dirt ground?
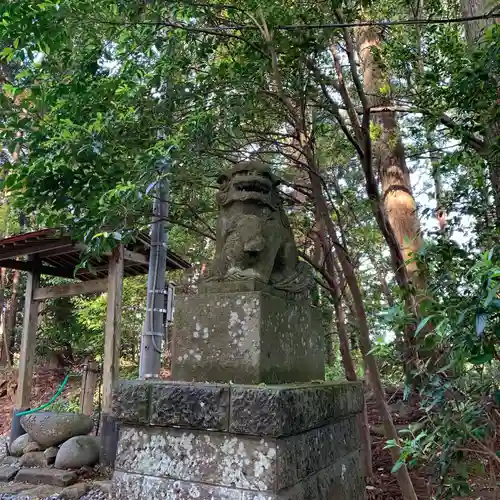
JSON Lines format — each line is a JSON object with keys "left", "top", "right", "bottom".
{"left": 0, "top": 368, "right": 497, "bottom": 499}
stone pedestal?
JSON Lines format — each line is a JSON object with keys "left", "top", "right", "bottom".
{"left": 111, "top": 380, "right": 365, "bottom": 500}
{"left": 171, "top": 289, "right": 325, "bottom": 384}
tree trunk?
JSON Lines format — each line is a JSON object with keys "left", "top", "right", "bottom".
{"left": 260, "top": 27, "right": 415, "bottom": 493}
{"left": 358, "top": 26, "right": 426, "bottom": 294}
{"left": 461, "top": 0, "right": 499, "bottom": 44}
{"left": 307, "top": 163, "right": 417, "bottom": 500}
{"left": 312, "top": 221, "right": 358, "bottom": 381}
{"left": 330, "top": 262, "right": 357, "bottom": 381}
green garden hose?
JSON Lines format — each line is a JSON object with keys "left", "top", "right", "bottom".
{"left": 16, "top": 374, "right": 70, "bottom": 417}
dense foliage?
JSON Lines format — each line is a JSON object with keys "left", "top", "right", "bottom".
{"left": 0, "top": 0, "right": 498, "bottom": 497}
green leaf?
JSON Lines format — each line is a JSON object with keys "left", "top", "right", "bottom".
{"left": 391, "top": 460, "right": 404, "bottom": 474}
{"left": 415, "top": 315, "right": 434, "bottom": 336}
{"left": 468, "top": 352, "right": 493, "bottom": 365}
{"left": 485, "top": 284, "right": 500, "bottom": 307}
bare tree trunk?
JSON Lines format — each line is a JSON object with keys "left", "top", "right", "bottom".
{"left": 255, "top": 20, "right": 416, "bottom": 496}
{"left": 308, "top": 169, "right": 417, "bottom": 499}
{"left": 358, "top": 26, "right": 425, "bottom": 294}
{"left": 461, "top": 0, "right": 499, "bottom": 44}
{"left": 379, "top": 274, "right": 394, "bottom": 307}
{"left": 312, "top": 221, "right": 358, "bottom": 381}
{"left": 330, "top": 262, "right": 357, "bottom": 381}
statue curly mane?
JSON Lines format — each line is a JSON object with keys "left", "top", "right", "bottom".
{"left": 206, "top": 160, "right": 314, "bottom": 297}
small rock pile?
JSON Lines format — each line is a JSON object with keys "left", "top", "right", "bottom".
{"left": 0, "top": 412, "right": 108, "bottom": 499}
{"left": 11, "top": 412, "right": 99, "bottom": 470}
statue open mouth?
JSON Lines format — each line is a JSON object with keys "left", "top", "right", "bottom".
{"left": 234, "top": 178, "right": 272, "bottom": 195}
{"left": 216, "top": 161, "right": 280, "bottom": 209}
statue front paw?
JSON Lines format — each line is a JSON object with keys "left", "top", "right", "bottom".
{"left": 226, "top": 267, "right": 264, "bottom": 281}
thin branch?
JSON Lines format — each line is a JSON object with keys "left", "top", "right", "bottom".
{"left": 316, "top": 80, "right": 363, "bottom": 156}
{"left": 337, "top": 9, "right": 369, "bottom": 111}
{"left": 329, "top": 45, "right": 364, "bottom": 140}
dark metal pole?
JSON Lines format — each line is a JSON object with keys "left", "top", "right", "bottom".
{"left": 139, "top": 159, "right": 169, "bottom": 378}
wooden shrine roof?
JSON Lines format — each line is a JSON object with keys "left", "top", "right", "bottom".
{"left": 0, "top": 228, "right": 191, "bottom": 281}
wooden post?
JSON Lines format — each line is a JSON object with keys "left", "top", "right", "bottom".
{"left": 16, "top": 269, "right": 40, "bottom": 409}
{"left": 80, "top": 359, "right": 98, "bottom": 416}
{"left": 100, "top": 244, "right": 124, "bottom": 467}
{"left": 10, "top": 268, "right": 40, "bottom": 445}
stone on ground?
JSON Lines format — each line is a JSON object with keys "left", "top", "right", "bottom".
{"left": 55, "top": 436, "right": 99, "bottom": 470}
{"left": 0, "top": 464, "right": 20, "bottom": 481}
{"left": 0, "top": 482, "right": 33, "bottom": 494}
{"left": 20, "top": 412, "right": 93, "bottom": 448}
{"left": 10, "top": 434, "right": 33, "bottom": 457}
{"left": 60, "top": 482, "right": 91, "bottom": 499}
{"left": 18, "top": 483, "right": 63, "bottom": 498}
{"left": 44, "top": 446, "right": 59, "bottom": 465}
{"left": 23, "top": 440, "right": 43, "bottom": 454}
{"left": 0, "top": 456, "right": 21, "bottom": 466}
{"left": 92, "top": 480, "right": 111, "bottom": 495}
{"left": 19, "top": 451, "right": 48, "bottom": 468}
{"left": 15, "top": 467, "right": 78, "bottom": 487}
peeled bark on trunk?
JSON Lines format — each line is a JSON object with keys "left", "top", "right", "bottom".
{"left": 257, "top": 23, "right": 414, "bottom": 493}
{"left": 358, "top": 26, "right": 425, "bottom": 293}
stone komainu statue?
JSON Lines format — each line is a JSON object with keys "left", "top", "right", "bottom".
{"left": 206, "top": 160, "right": 314, "bottom": 297}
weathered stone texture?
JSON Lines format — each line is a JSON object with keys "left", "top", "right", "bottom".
{"left": 15, "top": 467, "right": 78, "bottom": 487}
{"left": 205, "top": 161, "right": 314, "bottom": 299}
{"left": 0, "top": 464, "right": 20, "bottom": 482}
{"left": 112, "top": 472, "right": 248, "bottom": 500}
{"left": 114, "top": 416, "right": 360, "bottom": 494}
{"left": 115, "top": 426, "right": 277, "bottom": 491}
{"left": 171, "top": 292, "right": 324, "bottom": 384}
{"left": 230, "top": 382, "right": 363, "bottom": 437}
{"left": 55, "top": 435, "right": 100, "bottom": 469}
{"left": 113, "top": 380, "right": 363, "bottom": 435}
{"left": 112, "top": 379, "right": 151, "bottom": 425}
{"left": 111, "top": 381, "right": 364, "bottom": 499}
{"left": 276, "top": 451, "right": 364, "bottom": 500}
{"left": 20, "top": 412, "right": 93, "bottom": 448}
{"left": 10, "top": 433, "right": 34, "bottom": 457}
{"left": 276, "top": 417, "right": 360, "bottom": 490}
{"left": 150, "top": 383, "right": 229, "bottom": 431}
{"left": 111, "top": 451, "right": 363, "bottom": 500}
{"left": 19, "top": 451, "right": 48, "bottom": 468}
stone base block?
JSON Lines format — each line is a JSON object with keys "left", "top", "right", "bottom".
{"left": 171, "top": 291, "right": 325, "bottom": 384}
{"left": 111, "top": 380, "right": 365, "bottom": 500}
{"left": 112, "top": 450, "right": 363, "bottom": 499}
